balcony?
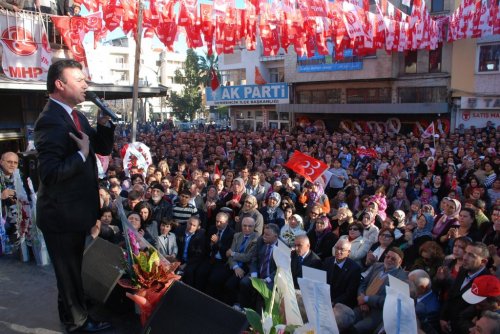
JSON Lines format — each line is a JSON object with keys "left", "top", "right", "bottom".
{"left": 259, "top": 54, "right": 285, "bottom": 62}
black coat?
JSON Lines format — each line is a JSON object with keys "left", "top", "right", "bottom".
{"left": 323, "top": 257, "right": 362, "bottom": 308}
{"left": 290, "top": 250, "right": 322, "bottom": 289}
{"left": 307, "top": 229, "right": 338, "bottom": 261}
{"left": 176, "top": 226, "right": 207, "bottom": 265}
{"left": 35, "top": 100, "right": 115, "bottom": 233}
{"left": 206, "top": 225, "right": 235, "bottom": 262}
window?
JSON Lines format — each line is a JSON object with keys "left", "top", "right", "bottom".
{"left": 405, "top": 51, "right": 418, "bottom": 73}
{"left": 431, "top": 0, "right": 444, "bottom": 12}
{"left": 429, "top": 44, "right": 442, "bottom": 73}
{"left": 398, "top": 86, "right": 448, "bottom": 103}
{"left": 478, "top": 44, "right": 500, "bottom": 73}
{"left": 269, "top": 68, "right": 284, "bottom": 83}
{"left": 297, "top": 89, "right": 342, "bottom": 104}
{"left": 346, "top": 88, "right": 391, "bottom": 103}
{"left": 220, "top": 69, "right": 246, "bottom": 86}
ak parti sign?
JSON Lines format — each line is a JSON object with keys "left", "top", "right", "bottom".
{"left": 0, "top": 12, "right": 51, "bottom": 81}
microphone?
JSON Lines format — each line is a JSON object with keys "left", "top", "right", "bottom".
{"left": 85, "top": 91, "right": 118, "bottom": 122}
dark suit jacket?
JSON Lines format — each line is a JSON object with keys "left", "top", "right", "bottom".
{"left": 175, "top": 226, "right": 207, "bottom": 265}
{"left": 307, "top": 229, "right": 338, "bottom": 261}
{"left": 440, "top": 266, "right": 489, "bottom": 330}
{"left": 323, "top": 257, "right": 362, "bottom": 308}
{"left": 290, "top": 250, "right": 322, "bottom": 289}
{"left": 206, "top": 225, "right": 235, "bottom": 262}
{"left": 217, "top": 191, "right": 248, "bottom": 217}
{"left": 250, "top": 237, "right": 277, "bottom": 281}
{"left": 34, "top": 100, "right": 114, "bottom": 233}
{"left": 415, "top": 290, "right": 440, "bottom": 333}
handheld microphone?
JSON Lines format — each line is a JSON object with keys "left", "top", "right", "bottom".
{"left": 85, "top": 91, "right": 118, "bottom": 122}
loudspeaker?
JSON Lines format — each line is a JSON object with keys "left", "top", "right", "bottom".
{"left": 143, "top": 281, "right": 249, "bottom": 334}
{"left": 17, "top": 151, "right": 39, "bottom": 193}
{"left": 82, "top": 237, "right": 124, "bottom": 304}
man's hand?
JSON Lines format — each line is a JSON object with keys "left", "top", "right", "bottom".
{"left": 234, "top": 267, "right": 245, "bottom": 278}
{"left": 359, "top": 304, "right": 370, "bottom": 313}
{"left": 1, "top": 188, "right": 15, "bottom": 200}
{"left": 226, "top": 249, "right": 234, "bottom": 258}
{"left": 69, "top": 131, "right": 89, "bottom": 158}
{"left": 90, "top": 220, "right": 101, "bottom": 239}
{"left": 357, "top": 294, "right": 366, "bottom": 306}
{"left": 210, "top": 234, "right": 219, "bottom": 244}
{"left": 97, "top": 115, "right": 111, "bottom": 127}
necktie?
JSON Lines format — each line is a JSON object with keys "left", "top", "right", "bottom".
{"left": 71, "top": 109, "right": 82, "bottom": 132}
{"left": 298, "top": 256, "right": 303, "bottom": 264}
{"left": 260, "top": 245, "right": 272, "bottom": 278}
{"left": 239, "top": 235, "right": 249, "bottom": 253}
{"left": 237, "top": 236, "right": 249, "bottom": 267}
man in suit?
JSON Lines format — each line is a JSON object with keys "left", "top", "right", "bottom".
{"left": 238, "top": 223, "right": 279, "bottom": 310}
{"left": 34, "top": 60, "right": 114, "bottom": 333}
{"left": 176, "top": 216, "right": 207, "bottom": 289}
{"left": 353, "top": 247, "right": 408, "bottom": 333}
{"left": 324, "top": 239, "right": 362, "bottom": 308}
{"left": 409, "top": 269, "right": 441, "bottom": 334}
{"left": 290, "top": 235, "right": 322, "bottom": 289}
{"left": 225, "top": 216, "right": 259, "bottom": 306}
{"left": 202, "top": 212, "right": 235, "bottom": 298}
{"left": 440, "top": 242, "right": 490, "bottom": 333}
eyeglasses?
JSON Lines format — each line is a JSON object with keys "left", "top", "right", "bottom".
{"left": 349, "top": 227, "right": 360, "bottom": 231}
{"left": 311, "top": 212, "right": 321, "bottom": 217}
{"left": 381, "top": 234, "right": 393, "bottom": 238}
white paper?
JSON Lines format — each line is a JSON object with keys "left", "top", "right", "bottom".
{"left": 273, "top": 240, "right": 292, "bottom": 270}
{"left": 383, "top": 286, "right": 418, "bottom": 334}
{"left": 298, "top": 277, "right": 339, "bottom": 334}
{"left": 276, "top": 270, "right": 304, "bottom": 326}
{"left": 302, "top": 265, "right": 327, "bottom": 283}
{"left": 389, "top": 275, "right": 410, "bottom": 297}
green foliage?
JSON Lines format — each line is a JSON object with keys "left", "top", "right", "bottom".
{"left": 250, "top": 277, "right": 272, "bottom": 311}
{"left": 169, "top": 49, "right": 203, "bottom": 121}
{"left": 244, "top": 308, "right": 264, "bottom": 334}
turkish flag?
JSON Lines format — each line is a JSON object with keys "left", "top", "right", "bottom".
{"left": 283, "top": 151, "right": 328, "bottom": 183}
{"left": 210, "top": 67, "right": 220, "bottom": 91}
{"left": 255, "top": 66, "right": 267, "bottom": 85}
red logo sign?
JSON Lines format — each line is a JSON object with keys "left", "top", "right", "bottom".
{"left": 1, "top": 26, "right": 37, "bottom": 56}
{"left": 462, "top": 111, "right": 471, "bottom": 121}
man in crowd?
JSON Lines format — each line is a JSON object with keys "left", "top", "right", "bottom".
{"left": 238, "top": 223, "right": 279, "bottom": 310}
{"left": 148, "top": 183, "right": 172, "bottom": 224}
{"left": 325, "top": 239, "right": 362, "bottom": 308}
{"left": 225, "top": 217, "right": 259, "bottom": 307}
{"left": 172, "top": 189, "right": 199, "bottom": 225}
{"left": 290, "top": 234, "right": 322, "bottom": 289}
{"left": 408, "top": 269, "right": 441, "bottom": 333}
{"left": 0, "top": 152, "right": 21, "bottom": 250}
{"left": 352, "top": 247, "right": 408, "bottom": 333}
{"left": 176, "top": 216, "right": 206, "bottom": 289}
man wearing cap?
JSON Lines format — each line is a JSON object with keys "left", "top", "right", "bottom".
{"left": 148, "top": 183, "right": 173, "bottom": 225}
{"left": 352, "top": 247, "right": 408, "bottom": 333}
{"left": 454, "top": 275, "right": 500, "bottom": 334}
{"left": 440, "top": 242, "right": 490, "bottom": 333}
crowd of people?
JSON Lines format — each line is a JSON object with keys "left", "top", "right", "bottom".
{"left": 2, "top": 119, "right": 500, "bottom": 333}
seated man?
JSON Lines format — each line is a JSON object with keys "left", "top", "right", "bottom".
{"left": 455, "top": 275, "right": 500, "bottom": 334}
{"left": 237, "top": 223, "right": 279, "bottom": 310}
{"left": 352, "top": 247, "right": 408, "bottom": 333}
{"left": 469, "top": 311, "right": 500, "bottom": 334}
{"left": 324, "top": 239, "right": 362, "bottom": 308}
{"left": 290, "top": 234, "right": 322, "bottom": 289}
{"left": 202, "top": 212, "right": 235, "bottom": 299}
{"left": 408, "top": 269, "right": 440, "bottom": 334}
{"left": 175, "top": 216, "right": 206, "bottom": 289}
{"left": 224, "top": 217, "right": 259, "bottom": 306}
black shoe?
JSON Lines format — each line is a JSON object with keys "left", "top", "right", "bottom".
{"left": 73, "top": 319, "right": 111, "bottom": 333}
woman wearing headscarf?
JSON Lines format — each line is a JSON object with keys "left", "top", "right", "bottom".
{"left": 260, "top": 192, "right": 285, "bottom": 229}
{"left": 433, "top": 197, "right": 461, "bottom": 248}
{"left": 217, "top": 177, "right": 248, "bottom": 218}
{"left": 235, "top": 195, "right": 264, "bottom": 235}
{"left": 402, "top": 212, "right": 434, "bottom": 267}
{"left": 307, "top": 216, "right": 338, "bottom": 261}
{"left": 280, "top": 214, "right": 306, "bottom": 247}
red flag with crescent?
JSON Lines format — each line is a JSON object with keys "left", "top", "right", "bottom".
{"left": 283, "top": 151, "right": 328, "bottom": 182}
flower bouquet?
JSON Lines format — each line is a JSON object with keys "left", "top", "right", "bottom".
{"left": 115, "top": 199, "right": 180, "bottom": 326}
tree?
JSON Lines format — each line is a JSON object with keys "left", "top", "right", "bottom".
{"left": 198, "top": 51, "right": 219, "bottom": 88}
{"left": 168, "top": 49, "right": 203, "bottom": 121}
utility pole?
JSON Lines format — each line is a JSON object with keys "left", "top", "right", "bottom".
{"left": 131, "top": 0, "right": 143, "bottom": 143}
